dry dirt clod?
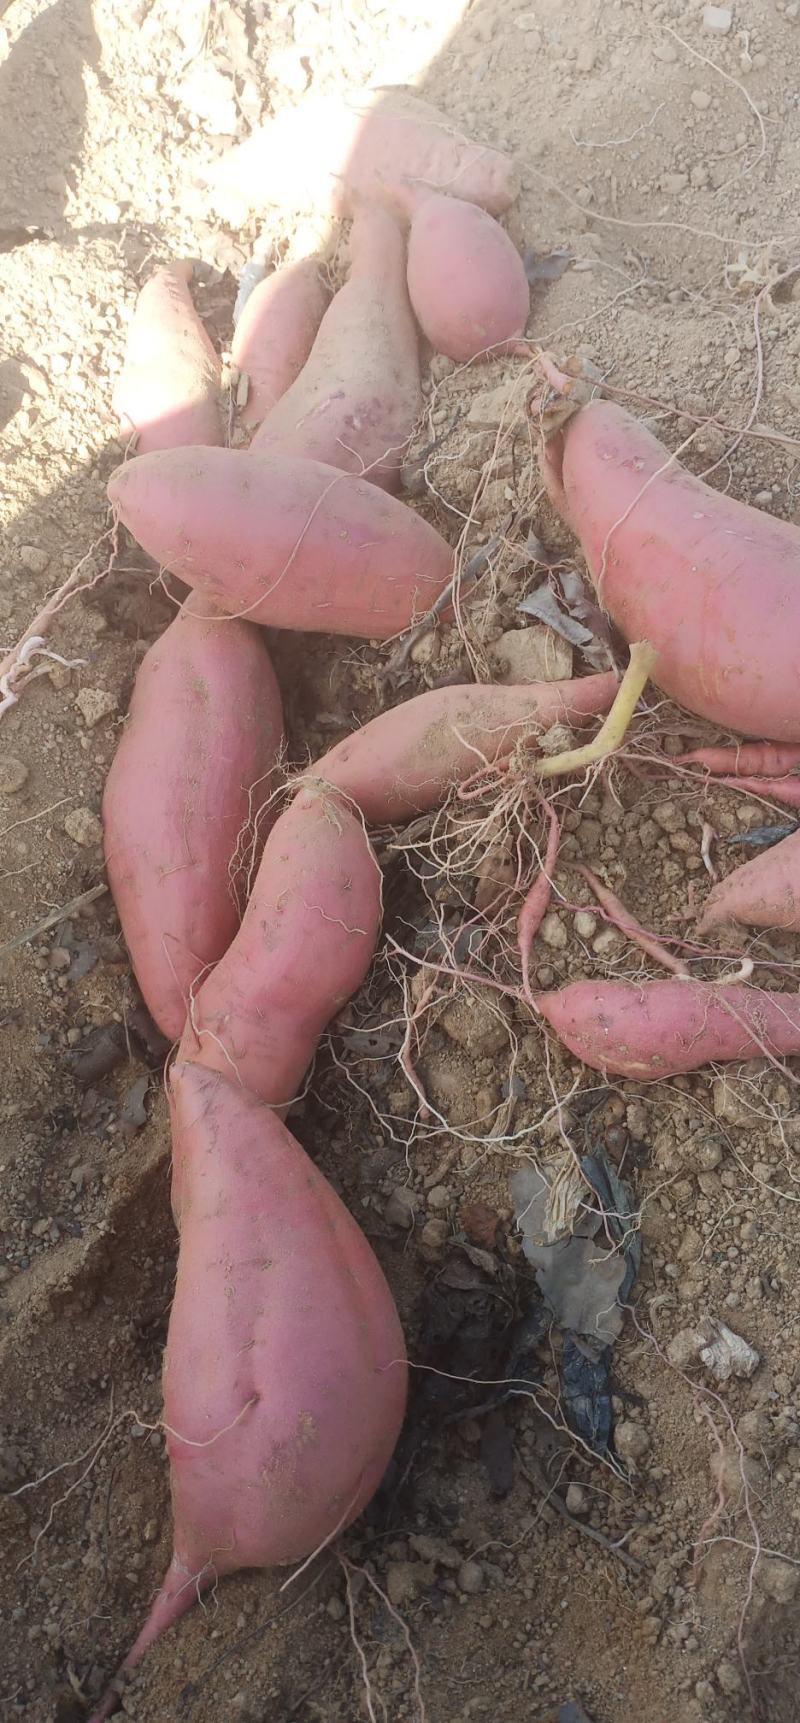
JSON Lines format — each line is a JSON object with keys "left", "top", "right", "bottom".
{"left": 0, "top": 754, "right": 29, "bottom": 792}
{"left": 75, "top": 686, "right": 117, "bottom": 727}
{"left": 457, "top": 1559, "right": 484, "bottom": 1595}
{"left": 63, "top": 807, "right": 103, "bottom": 847}
{"left": 615, "top": 1421, "right": 650, "bottom": 1466}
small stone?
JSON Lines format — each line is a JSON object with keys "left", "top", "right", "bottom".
{"left": 18, "top": 544, "right": 50, "bottom": 575}
{"left": 691, "top": 89, "right": 712, "bottom": 110}
{"left": 574, "top": 910, "right": 597, "bottom": 940}
{"left": 695, "top": 1138, "right": 723, "bottom": 1171}
{"left": 652, "top": 800, "right": 684, "bottom": 833}
{"left": 384, "top": 1187, "right": 420, "bottom": 1230}
{"left": 615, "top": 1420, "right": 650, "bottom": 1464}
{"left": 327, "top": 1594, "right": 346, "bottom": 1621}
{"left": 716, "top": 1659, "right": 742, "bottom": 1694}
{"left": 142, "top": 1518, "right": 158, "bottom": 1543}
{"left": 409, "top": 1534, "right": 461, "bottom": 1569}
{"left": 540, "top": 911, "right": 568, "bottom": 950}
{"left": 695, "top": 1680, "right": 715, "bottom": 1705}
{"left": 0, "top": 755, "right": 29, "bottom": 793}
{"left": 592, "top": 927, "right": 623, "bottom": 957}
{"left": 487, "top": 626, "right": 571, "bottom": 685}
{"left": 76, "top": 687, "right": 117, "bottom": 728}
{"left": 576, "top": 43, "right": 596, "bottom": 72}
{"left": 537, "top": 721, "right": 574, "bottom": 758}
{"left": 49, "top": 946, "right": 71, "bottom": 972}
{"left": 712, "top": 1073, "right": 753, "bottom": 1127}
{"left": 427, "top": 1185, "right": 451, "bottom": 1213}
{"left": 653, "top": 39, "right": 678, "bottom": 62}
{"left": 419, "top": 1217, "right": 447, "bottom": 1261}
{"left": 724, "top": 345, "right": 741, "bottom": 368}
{"left": 663, "top": 172, "right": 688, "bottom": 194}
{"left": 757, "top": 1557, "right": 798, "bottom": 1604}
{"left": 565, "top": 1483, "right": 588, "bottom": 1516}
{"left": 457, "top": 1559, "right": 484, "bottom": 1595}
{"left": 677, "top": 1225, "right": 702, "bottom": 1263}
{"left": 667, "top": 1328, "right": 701, "bottom": 1370}
{"left": 703, "top": 5, "right": 732, "bottom": 32}
{"left": 64, "top": 808, "right": 103, "bottom": 848}
{"left": 385, "top": 1561, "right": 433, "bottom": 1608}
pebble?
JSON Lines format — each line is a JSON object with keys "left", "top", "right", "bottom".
{"left": 756, "top": 1556, "right": 798, "bottom": 1604}
{"left": 565, "top": 1482, "right": 588, "bottom": 1516}
{"left": 0, "top": 755, "right": 29, "bottom": 793}
{"left": 576, "top": 43, "right": 596, "bottom": 72}
{"left": 76, "top": 687, "right": 117, "bottom": 728}
{"left": 419, "top": 1217, "right": 447, "bottom": 1260}
{"left": 64, "top": 808, "right": 103, "bottom": 848}
{"left": 716, "top": 1659, "right": 742, "bottom": 1695}
{"left": 615, "top": 1420, "right": 650, "bottom": 1464}
{"left": 592, "top": 927, "right": 623, "bottom": 957}
{"left": 691, "top": 89, "right": 712, "bottom": 110}
{"left": 663, "top": 172, "right": 688, "bottom": 194}
{"left": 457, "top": 1559, "right": 484, "bottom": 1595}
{"left": 487, "top": 625, "right": 572, "bottom": 686}
{"left": 385, "top": 1561, "right": 433, "bottom": 1608}
{"left": 653, "top": 39, "right": 678, "bottom": 62}
{"left": 667, "top": 1328, "right": 701, "bottom": 1369}
{"left": 702, "top": 4, "right": 732, "bottom": 32}
{"left": 540, "top": 911, "right": 568, "bottom": 950}
{"left": 327, "top": 1594, "right": 346, "bottom": 1621}
{"left": 384, "top": 1187, "right": 420, "bottom": 1230}
{"left": 427, "top": 1185, "right": 450, "bottom": 1213}
{"left": 18, "top": 544, "right": 50, "bottom": 575}
{"left": 574, "top": 910, "right": 597, "bottom": 940}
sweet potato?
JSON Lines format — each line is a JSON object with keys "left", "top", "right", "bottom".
{"left": 252, "top": 206, "right": 421, "bottom": 490}
{"left": 675, "top": 744, "right": 800, "bottom": 775}
{"left": 200, "top": 86, "right": 519, "bottom": 224}
{"left": 107, "top": 447, "right": 453, "bottom": 638}
{"left": 715, "top": 775, "right": 800, "bottom": 809}
{"left": 179, "top": 786, "right": 382, "bottom": 1107}
{"left": 537, "top": 977, "right": 800, "bottom": 1079}
{"left": 541, "top": 399, "right": 800, "bottom": 740}
{"left": 231, "top": 256, "right": 329, "bottom": 427}
{"left": 89, "top": 1060, "right": 407, "bottom": 1721}
{"left": 103, "top": 604, "right": 283, "bottom": 1040}
{"left": 405, "top": 193, "right": 529, "bottom": 362}
{"left": 315, "top": 672, "right": 619, "bottom": 823}
{"left": 113, "top": 262, "right": 222, "bottom": 452}
{"left": 697, "top": 827, "right": 800, "bottom": 935}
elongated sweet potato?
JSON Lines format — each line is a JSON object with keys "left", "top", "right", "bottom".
{"left": 232, "top": 256, "right": 328, "bottom": 427}
{"left": 201, "top": 86, "right": 519, "bottom": 224}
{"left": 113, "top": 262, "right": 222, "bottom": 452}
{"left": 541, "top": 399, "right": 800, "bottom": 740}
{"left": 314, "top": 672, "right": 619, "bottom": 822}
{"left": 675, "top": 744, "right": 800, "bottom": 776}
{"left": 537, "top": 977, "right": 800, "bottom": 1078}
{"left": 180, "top": 786, "right": 382, "bottom": 1106}
{"left": 252, "top": 206, "right": 421, "bottom": 489}
{"left": 103, "top": 604, "right": 283, "bottom": 1039}
{"left": 716, "top": 774, "right": 800, "bottom": 809}
{"left": 89, "top": 1061, "right": 406, "bottom": 1721}
{"left": 107, "top": 447, "right": 453, "bottom": 637}
{"left": 697, "top": 827, "right": 800, "bottom": 935}
{"left": 405, "top": 193, "right": 529, "bottom": 362}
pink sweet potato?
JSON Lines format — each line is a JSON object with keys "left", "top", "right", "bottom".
{"left": 537, "top": 977, "right": 800, "bottom": 1079}
{"left": 315, "top": 672, "right": 619, "bottom": 823}
{"left": 541, "top": 400, "right": 800, "bottom": 740}
{"left": 89, "top": 1060, "right": 406, "bottom": 1720}
{"left": 113, "top": 262, "right": 222, "bottom": 452}
{"left": 231, "top": 256, "right": 329, "bottom": 427}
{"left": 201, "top": 87, "right": 519, "bottom": 224}
{"left": 107, "top": 447, "right": 453, "bottom": 638}
{"left": 697, "top": 827, "right": 800, "bottom": 935}
{"left": 405, "top": 193, "right": 529, "bottom": 362}
{"left": 103, "top": 604, "right": 283, "bottom": 1040}
{"left": 715, "top": 774, "right": 800, "bottom": 809}
{"left": 252, "top": 206, "right": 421, "bottom": 490}
{"left": 675, "top": 744, "right": 800, "bottom": 775}
{"left": 180, "top": 786, "right": 382, "bottom": 1106}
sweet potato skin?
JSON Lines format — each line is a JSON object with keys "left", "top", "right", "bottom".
{"left": 166, "top": 1062, "right": 407, "bottom": 1570}
{"left": 697, "top": 827, "right": 800, "bottom": 934}
{"left": 542, "top": 400, "right": 800, "bottom": 740}
{"left": 180, "top": 786, "right": 382, "bottom": 1106}
{"left": 315, "top": 672, "right": 619, "bottom": 822}
{"left": 113, "top": 263, "right": 222, "bottom": 452}
{"left": 107, "top": 447, "right": 453, "bottom": 639}
{"left": 252, "top": 207, "right": 421, "bottom": 490}
{"left": 102, "top": 604, "right": 283, "bottom": 1040}
{"left": 201, "top": 87, "right": 519, "bottom": 223}
{"left": 232, "top": 257, "right": 328, "bottom": 427}
{"left": 537, "top": 977, "right": 800, "bottom": 1078}
{"left": 406, "top": 195, "right": 529, "bottom": 362}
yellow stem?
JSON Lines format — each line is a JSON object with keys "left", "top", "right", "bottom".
{"left": 535, "top": 640, "right": 657, "bottom": 779}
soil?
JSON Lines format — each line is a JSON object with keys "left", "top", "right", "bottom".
{"left": 2, "top": 2, "right": 800, "bottom": 1721}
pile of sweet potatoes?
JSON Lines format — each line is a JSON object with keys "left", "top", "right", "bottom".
{"left": 92, "top": 81, "right": 800, "bottom": 1721}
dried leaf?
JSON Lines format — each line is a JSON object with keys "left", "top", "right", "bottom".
{"left": 523, "top": 248, "right": 572, "bottom": 286}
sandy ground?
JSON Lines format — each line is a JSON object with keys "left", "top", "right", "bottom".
{"left": 3, "top": 1, "right": 800, "bottom": 1720}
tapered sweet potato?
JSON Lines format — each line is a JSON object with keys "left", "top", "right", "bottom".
{"left": 103, "top": 604, "right": 283, "bottom": 1040}
{"left": 537, "top": 977, "right": 800, "bottom": 1079}
{"left": 715, "top": 775, "right": 800, "bottom": 809}
{"left": 201, "top": 86, "right": 519, "bottom": 224}
{"left": 675, "top": 744, "right": 800, "bottom": 775}
{"left": 405, "top": 193, "right": 529, "bottom": 362}
{"left": 541, "top": 399, "right": 800, "bottom": 740}
{"left": 107, "top": 447, "right": 453, "bottom": 637}
{"left": 697, "top": 828, "right": 800, "bottom": 935}
{"left": 232, "top": 256, "right": 329, "bottom": 427}
{"left": 88, "top": 1060, "right": 407, "bottom": 1721}
{"left": 113, "top": 262, "right": 222, "bottom": 452}
{"left": 315, "top": 672, "right": 619, "bottom": 822}
{"left": 252, "top": 206, "right": 421, "bottom": 489}
{"left": 180, "top": 786, "right": 382, "bottom": 1106}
